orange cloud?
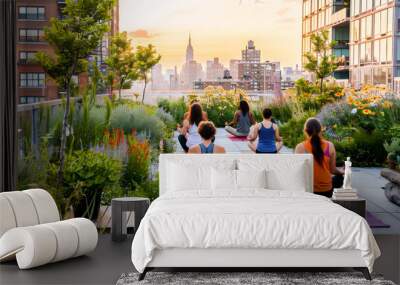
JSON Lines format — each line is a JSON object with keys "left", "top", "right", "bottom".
{"left": 128, "top": 29, "right": 158, "bottom": 39}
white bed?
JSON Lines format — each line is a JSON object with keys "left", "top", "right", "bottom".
{"left": 131, "top": 154, "right": 380, "bottom": 280}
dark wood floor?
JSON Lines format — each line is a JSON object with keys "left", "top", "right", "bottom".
{"left": 0, "top": 234, "right": 134, "bottom": 285}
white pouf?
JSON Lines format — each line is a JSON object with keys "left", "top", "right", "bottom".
{"left": 0, "top": 189, "right": 98, "bottom": 269}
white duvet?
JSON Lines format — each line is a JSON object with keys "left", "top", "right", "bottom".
{"left": 131, "top": 190, "right": 380, "bottom": 273}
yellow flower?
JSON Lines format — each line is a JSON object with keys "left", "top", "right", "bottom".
{"left": 382, "top": 100, "right": 393, "bottom": 109}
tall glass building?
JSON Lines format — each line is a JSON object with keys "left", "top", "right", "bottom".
{"left": 302, "top": 0, "right": 350, "bottom": 84}
{"left": 302, "top": 0, "right": 400, "bottom": 90}
{"left": 349, "top": 0, "right": 396, "bottom": 89}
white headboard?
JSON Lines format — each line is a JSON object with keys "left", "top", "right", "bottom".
{"left": 159, "top": 154, "right": 314, "bottom": 195}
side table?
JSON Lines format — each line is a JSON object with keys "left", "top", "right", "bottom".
{"left": 332, "top": 198, "right": 366, "bottom": 218}
{"left": 111, "top": 197, "right": 150, "bottom": 242}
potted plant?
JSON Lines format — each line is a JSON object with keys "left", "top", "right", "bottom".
{"left": 63, "top": 150, "right": 122, "bottom": 221}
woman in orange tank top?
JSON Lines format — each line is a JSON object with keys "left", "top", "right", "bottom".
{"left": 295, "top": 118, "right": 344, "bottom": 197}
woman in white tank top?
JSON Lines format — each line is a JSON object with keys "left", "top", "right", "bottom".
{"left": 178, "top": 103, "right": 205, "bottom": 152}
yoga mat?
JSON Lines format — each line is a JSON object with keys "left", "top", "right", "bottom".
{"left": 366, "top": 211, "right": 390, "bottom": 228}
{"left": 228, "top": 136, "right": 248, "bottom": 142}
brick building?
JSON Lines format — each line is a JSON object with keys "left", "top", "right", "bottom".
{"left": 16, "top": 0, "right": 119, "bottom": 104}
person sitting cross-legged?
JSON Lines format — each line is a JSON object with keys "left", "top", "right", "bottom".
{"left": 225, "top": 100, "right": 256, "bottom": 137}
{"left": 177, "top": 103, "right": 206, "bottom": 153}
{"left": 247, "top": 108, "right": 283, "bottom": 153}
{"left": 189, "top": 121, "right": 226, "bottom": 154}
{"left": 294, "top": 118, "right": 344, "bottom": 198}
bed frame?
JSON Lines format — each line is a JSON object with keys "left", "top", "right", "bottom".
{"left": 138, "top": 154, "right": 372, "bottom": 281}
{"left": 139, "top": 248, "right": 371, "bottom": 280}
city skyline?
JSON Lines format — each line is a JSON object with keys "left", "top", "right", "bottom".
{"left": 119, "top": 0, "right": 302, "bottom": 70}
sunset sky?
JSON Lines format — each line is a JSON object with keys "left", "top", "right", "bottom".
{"left": 119, "top": 0, "right": 302, "bottom": 71}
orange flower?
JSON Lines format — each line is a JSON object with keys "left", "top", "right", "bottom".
{"left": 335, "top": 91, "right": 345, "bottom": 97}
{"left": 362, "top": 109, "right": 375, "bottom": 116}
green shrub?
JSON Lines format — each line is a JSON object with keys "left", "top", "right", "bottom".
{"left": 335, "top": 129, "right": 388, "bottom": 167}
{"left": 158, "top": 97, "right": 187, "bottom": 124}
{"left": 389, "top": 124, "right": 400, "bottom": 140}
{"left": 109, "top": 105, "right": 166, "bottom": 146}
{"left": 294, "top": 79, "right": 343, "bottom": 111}
{"left": 280, "top": 110, "right": 317, "bottom": 149}
{"left": 265, "top": 98, "right": 293, "bottom": 124}
{"left": 63, "top": 150, "right": 122, "bottom": 219}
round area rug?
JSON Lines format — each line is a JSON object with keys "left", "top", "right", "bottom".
{"left": 116, "top": 272, "right": 395, "bottom": 285}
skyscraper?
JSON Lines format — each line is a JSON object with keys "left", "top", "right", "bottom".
{"left": 180, "top": 34, "right": 203, "bottom": 89}
{"left": 186, "top": 34, "right": 194, "bottom": 62}
{"left": 229, "top": 59, "right": 240, "bottom": 80}
{"left": 241, "top": 40, "right": 261, "bottom": 62}
{"left": 206, "top": 57, "right": 224, "bottom": 80}
{"left": 151, "top": 64, "right": 167, "bottom": 90}
{"left": 237, "top": 41, "right": 281, "bottom": 94}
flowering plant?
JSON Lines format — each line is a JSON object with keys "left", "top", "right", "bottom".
{"left": 345, "top": 85, "right": 392, "bottom": 117}
{"left": 187, "top": 86, "right": 251, "bottom": 127}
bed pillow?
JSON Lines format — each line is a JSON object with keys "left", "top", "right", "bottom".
{"left": 266, "top": 163, "right": 307, "bottom": 192}
{"left": 236, "top": 169, "right": 267, "bottom": 189}
{"left": 237, "top": 158, "right": 309, "bottom": 192}
{"left": 167, "top": 162, "right": 210, "bottom": 191}
{"left": 211, "top": 168, "right": 237, "bottom": 191}
{"left": 167, "top": 159, "right": 236, "bottom": 192}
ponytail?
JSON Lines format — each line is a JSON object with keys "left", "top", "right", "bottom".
{"left": 310, "top": 134, "right": 324, "bottom": 165}
{"left": 305, "top": 118, "right": 324, "bottom": 166}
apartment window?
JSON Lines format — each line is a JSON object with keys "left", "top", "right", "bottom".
{"left": 19, "top": 51, "right": 37, "bottom": 64}
{"left": 318, "top": 11, "right": 324, "bottom": 28}
{"left": 366, "top": 15, "right": 372, "bottom": 38}
{"left": 366, "top": 42, "right": 372, "bottom": 62}
{"left": 397, "top": 38, "right": 400, "bottom": 62}
{"left": 374, "top": 40, "right": 380, "bottom": 62}
{"left": 19, "top": 29, "right": 44, "bottom": 42}
{"left": 360, "top": 17, "right": 366, "bottom": 40}
{"left": 318, "top": 0, "right": 324, "bottom": 9}
{"left": 397, "top": 18, "right": 400, "bottom": 33}
{"left": 303, "top": 0, "right": 311, "bottom": 17}
{"left": 312, "top": 0, "right": 318, "bottom": 13}
{"left": 360, "top": 43, "right": 366, "bottom": 64}
{"left": 380, "top": 9, "right": 388, "bottom": 35}
{"left": 387, "top": 8, "right": 393, "bottom": 34}
{"left": 19, "top": 73, "right": 45, "bottom": 88}
{"left": 19, "top": 96, "right": 43, "bottom": 104}
{"left": 361, "top": 0, "right": 367, "bottom": 13}
{"left": 325, "top": 6, "right": 331, "bottom": 26}
{"left": 353, "top": 0, "right": 360, "bottom": 17}
{"left": 18, "top": 6, "right": 45, "bottom": 20}
{"left": 380, "top": 38, "right": 387, "bottom": 63}
{"left": 352, "top": 19, "right": 360, "bottom": 42}
{"left": 375, "top": 12, "right": 381, "bottom": 36}
{"left": 375, "top": 0, "right": 388, "bottom": 8}
{"left": 387, "top": 37, "right": 393, "bottom": 62}
{"left": 366, "top": 0, "right": 373, "bottom": 11}
{"left": 312, "top": 14, "right": 318, "bottom": 31}
{"left": 353, "top": 45, "right": 360, "bottom": 65}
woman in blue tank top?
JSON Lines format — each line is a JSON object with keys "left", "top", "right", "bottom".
{"left": 188, "top": 121, "right": 226, "bottom": 154}
{"left": 247, "top": 108, "right": 283, "bottom": 153}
